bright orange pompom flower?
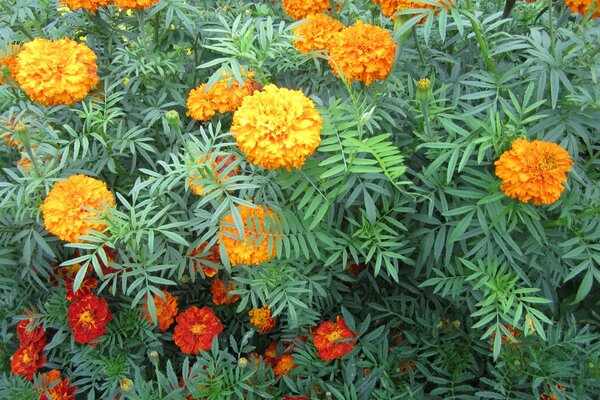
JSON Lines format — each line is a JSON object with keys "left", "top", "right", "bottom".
{"left": 10, "top": 342, "right": 47, "bottom": 380}
{"left": 60, "top": 0, "right": 112, "bottom": 13}
{"left": 219, "top": 204, "right": 279, "bottom": 266}
{"left": 142, "top": 290, "right": 179, "bottom": 331}
{"left": 114, "top": 0, "right": 160, "bottom": 9}
{"left": 249, "top": 305, "right": 276, "bottom": 333}
{"left": 189, "top": 242, "right": 220, "bottom": 277}
{"left": 0, "top": 44, "right": 20, "bottom": 85}
{"left": 38, "top": 370, "right": 77, "bottom": 400}
{"left": 292, "top": 13, "right": 345, "bottom": 54}
{"left": 282, "top": 0, "right": 330, "bottom": 19}
{"left": 312, "top": 316, "right": 357, "bottom": 361}
{"left": 564, "top": 0, "right": 599, "bottom": 18}
{"left": 173, "top": 306, "right": 224, "bottom": 354}
{"left": 328, "top": 21, "right": 396, "bottom": 86}
{"left": 40, "top": 174, "right": 115, "bottom": 243}
{"left": 273, "top": 354, "right": 296, "bottom": 376}
{"left": 188, "top": 154, "right": 238, "bottom": 196}
{"left": 494, "top": 139, "right": 574, "bottom": 205}
{"left": 210, "top": 278, "right": 240, "bottom": 305}
{"left": 373, "top": 0, "right": 453, "bottom": 21}
{"left": 67, "top": 294, "right": 113, "bottom": 345}
{"left": 231, "top": 84, "right": 322, "bottom": 171}
{"left": 14, "top": 38, "right": 98, "bottom": 106}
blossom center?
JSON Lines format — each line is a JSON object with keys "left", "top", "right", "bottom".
{"left": 78, "top": 310, "right": 96, "bottom": 327}
{"left": 539, "top": 156, "right": 557, "bottom": 171}
{"left": 191, "top": 324, "right": 204, "bottom": 334}
{"left": 326, "top": 329, "right": 344, "bottom": 342}
{"left": 22, "top": 351, "right": 32, "bottom": 363}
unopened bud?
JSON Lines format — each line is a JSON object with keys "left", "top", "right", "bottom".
{"left": 238, "top": 357, "right": 248, "bottom": 368}
{"left": 180, "top": 274, "right": 190, "bottom": 284}
{"left": 325, "top": 392, "right": 332, "bottom": 398}
{"left": 120, "top": 378, "right": 134, "bottom": 393}
{"left": 165, "top": 110, "right": 180, "bottom": 128}
{"left": 149, "top": 350, "right": 159, "bottom": 362}
{"left": 416, "top": 78, "right": 432, "bottom": 104}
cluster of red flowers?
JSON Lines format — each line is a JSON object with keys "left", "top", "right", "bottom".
{"left": 261, "top": 341, "right": 298, "bottom": 377}
{"left": 10, "top": 312, "right": 47, "bottom": 380}
{"left": 38, "top": 369, "right": 77, "bottom": 400}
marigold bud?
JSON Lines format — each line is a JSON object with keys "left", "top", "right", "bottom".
{"left": 165, "top": 110, "right": 180, "bottom": 127}
{"left": 149, "top": 350, "right": 159, "bottom": 362}
{"left": 180, "top": 274, "right": 190, "bottom": 284}
{"left": 416, "top": 78, "right": 432, "bottom": 104}
{"left": 120, "top": 378, "right": 134, "bottom": 393}
{"left": 238, "top": 357, "right": 248, "bottom": 368}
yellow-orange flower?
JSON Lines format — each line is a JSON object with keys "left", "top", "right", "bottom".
{"left": 114, "top": 0, "right": 160, "bottom": 9}
{"left": 328, "top": 21, "right": 396, "bottom": 86}
{"left": 142, "top": 290, "right": 179, "bottom": 332}
{"left": 249, "top": 306, "right": 276, "bottom": 333}
{"left": 41, "top": 174, "right": 115, "bottom": 243}
{"left": 219, "top": 204, "right": 279, "bottom": 266}
{"left": 231, "top": 84, "right": 322, "bottom": 171}
{"left": 188, "top": 154, "right": 238, "bottom": 196}
{"left": 14, "top": 38, "right": 98, "bottom": 106}
{"left": 564, "top": 0, "right": 599, "bottom": 18}
{"left": 282, "top": 0, "right": 330, "bottom": 19}
{"left": 210, "top": 278, "right": 240, "bottom": 305}
{"left": 189, "top": 242, "right": 220, "bottom": 277}
{"left": 0, "top": 44, "right": 20, "bottom": 85}
{"left": 494, "top": 139, "right": 574, "bottom": 205}
{"left": 373, "top": 0, "right": 453, "bottom": 22}
{"left": 60, "top": 0, "right": 112, "bottom": 13}
{"left": 273, "top": 354, "right": 296, "bottom": 376}
{"left": 292, "top": 14, "right": 345, "bottom": 54}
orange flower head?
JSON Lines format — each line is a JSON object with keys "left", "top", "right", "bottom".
{"left": 292, "top": 14, "right": 345, "bottom": 54}
{"left": 60, "top": 0, "right": 112, "bottom": 13}
{"left": 16, "top": 312, "right": 46, "bottom": 346}
{"left": 38, "top": 370, "right": 77, "bottom": 400}
{"left": 249, "top": 305, "right": 276, "bottom": 333}
{"left": 210, "top": 278, "right": 240, "bottom": 305}
{"left": 41, "top": 174, "right": 115, "bottom": 243}
{"left": 142, "top": 290, "right": 179, "bottom": 331}
{"left": 231, "top": 84, "right": 322, "bottom": 170}
{"left": 282, "top": 0, "right": 330, "bottom": 19}
{"left": 188, "top": 153, "right": 238, "bottom": 196}
{"left": 564, "top": 0, "right": 600, "bottom": 18}
{"left": 328, "top": 21, "right": 396, "bottom": 86}
{"left": 219, "top": 204, "right": 279, "bottom": 266}
{"left": 114, "top": 0, "right": 160, "bottom": 9}
{"left": 312, "top": 316, "right": 357, "bottom": 361}
{"left": 0, "top": 44, "right": 20, "bottom": 85}
{"left": 189, "top": 242, "right": 220, "bottom": 277}
{"left": 373, "top": 0, "right": 453, "bottom": 22}
{"left": 273, "top": 354, "right": 296, "bottom": 376}
{"left": 14, "top": 38, "right": 98, "bottom": 106}
{"left": 494, "top": 139, "right": 573, "bottom": 205}
{"left": 173, "top": 306, "right": 223, "bottom": 354}
{"left": 67, "top": 294, "right": 112, "bottom": 345}
{"left": 10, "top": 343, "right": 47, "bottom": 380}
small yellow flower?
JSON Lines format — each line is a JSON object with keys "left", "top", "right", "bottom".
{"left": 123, "top": 77, "right": 130, "bottom": 85}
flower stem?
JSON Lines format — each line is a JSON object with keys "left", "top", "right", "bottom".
{"left": 461, "top": 11, "right": 497, "bottom": 75}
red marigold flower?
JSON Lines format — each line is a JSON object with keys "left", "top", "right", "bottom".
{"left": 210, "top": 278, "right": 240, "bottom": 305}
{"left": 65, "top": 268, "right": 97, "bottom": 302}
{"left": 142, "top": 290, "right": 179, "bottom": 332}
{"left": 273, "top": 354, "right": 296, "bottom": 376}
{"left": 248, "top": 305, "right": 276, "bottom": 333}
{"left": 312, "top": 316, "right": 357, "bottom": 361}
{"left": 67, "top": 294, "right": 112, "bottom": 345}
{"left": 16, "top": 312, "right": 45, "bottom": 346}
{"left": 173, "top": 306, "right": 223, "bottom": 354}
{"left": 38, "top": 370, "right": 77, "bottom": 400}
{"left": 263, "top": 341, "right": 277, "bottom": 367}
{"left": 10, "top": 342, "right": 46, "bottom": 380}
{"left": 189, "top": 242, "right": 221, "bottom": 277}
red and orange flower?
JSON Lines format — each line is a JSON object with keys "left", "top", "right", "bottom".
{"left": 38, "top": 370, "right": 77, "bottom": 400}
{"left": 210, "top": 278, "right": 240, "bottom": 305}
{"left": 16, "top": 312, "right": 45, "bottom": 346}
{"left": 273, "top": 354, "right": 296, "bottom": 376}
{"left": 10, "top": 342, "right": 47, "bottom": 380}
{"left": 67, "top": 294, "right": 113, "bottom": 345}
{"left": 249, "top": 305, "right": 276, "bottom": 333}
{"left": 312, "top": 316, "right": 357, "bottom": 361}
{"left": 189, "top": 242, "right": 220, "bottom": 277}
{"left": 173, "top": 306, "right": 223, "bottom": 354}
{"left": 142, "top": 290, "right": 179, "bottom": 331}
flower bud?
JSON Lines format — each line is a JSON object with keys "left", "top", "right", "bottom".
{"left": 416, "top": 78, "right": 432, "bottom": 104}
{"left": 149, "top": 350, "right": 159, "bottom": 362}
{"left": 120, "top": 378, "right": 134, "bottom": 393}
{"left": 238, "top": 357, "right": 248, "bottom": 368}
{"left": 165, "top": 110, "right": 180, "bottom": 128}
{"left": 180, "top": 274, "right": 190, "bottom": 284}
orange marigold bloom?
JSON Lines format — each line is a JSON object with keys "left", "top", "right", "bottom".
{"left": 373, "top": 0, "right": 453, "bottom": 21}
{"left": 189, "top": 242, "right": 220, "bottom": 277}
{"left": 67, "top": 294, "right": 112, "bottom": 345}
{"left": 312, "top": 316, "right": 357, "bottom": 361}
{"left": 292, "top": 14, "right": 345, "bottom": 54}
{"left": 60, "top": 0, "right": 112, "bottom": 13}
{"left": 564, "top": 0, "right": 599, "bottom": 17}
{"left": 273, "top": 354, "right": 296, "bottom": 376}
{"left": 14, "top": 38, "right": 99, "bottom": 106}
{"left": 188, "top": 153, "right": 238, "bottom": 196}
{"left": 41, "top": 174, "right": 115, "bottom": 243}
{"left": 16, "top": 312, "right": 46, "bottom": 346}
{"left": 282, "top": 0, "right": 330, "bottom": 19}
{"left": 10, "top": 342, "right": 47, "bottom": 380}
{"left": 249, "top": 305, "right": 276, "bottom": 333}
{"left": 264, "top": 341, "right": 277, "bottom": 366}
{"left": 328, "top": 21, "right": 396, "bottom": 86}
{"left": 231, "top": 84, "right": 322, "bottom": 171}
{"left": 173, "top": 306, "right": 224, "bottom": 354}
{"left": 142, "top": 290, "right": 179, "bottom": 331}
{"left": 219, "top": 204, "right": 279, "bottom": 266}
{"left": 114, "top": 0, "right": 160, "bottom": 9}
{"left": 210, "top": 278, "right": 240, "bottom": 305}
{"left": 38, "top": 370, "right": 77, "bottom": 400}
{"left": 494, "top": 139, "right": 573, "bottom": 205}
{"left": 0, "top": 44, "right": 20, "bottom": 85}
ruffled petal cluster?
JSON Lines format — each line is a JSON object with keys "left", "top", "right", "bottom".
{"left": 64, "top": 264, "right": 98, "bottom": 301}
{"left": 312, "top": 316, "right": 357, "bottom": 361}
{"left": 38, "top": 370, "right": 77, "bottom": 400}
{"left": 189, "top": 242, "right": 221, "bottom": 277}
{"left": 173, "top": 306, "right": 223, "bottom": 354}
{"left": 273, "top": 354, "right": 296, "bottom": 376}
{"left": 114, "top": 0, "right": 160, "bottom": 8}
{"left": 373, "top": 0, "right": 453, "bottom": 21}
{"left": 67, "top": 294, "right": 113, "bottom": 345}
{"left": 249, "top": 305, "right": 276, "bottom": 333}
{"left": 143, "top": 290, "right": 179, "bottom": 331}
{"left": 219, "top": 204, "right": 279, "bottom": 266}
{"left": 282, "top": 0, "right": 330, "bottom": 19}
{"left": 292, "top": 13, "right": 345, "bottom": 54}
{"left": 11, "top": 311, "right": 47, "bottom": 380}
{"left": 494, "top": 139, "right": 573, "bottom": 205}
{"left": 188, "top": 153, "right": 238, "bottom": 196}
{"left": 564, "top": 0, "right": 600, "bottom": 18}
{"left": 14, "top": 38, "right": 99, "bottom": 106}
{"left": 328, "top": 20, "right": 396, "bottom": 86}
{"left": 231, "top": 84, "right": 322, "bottom": 170}
{"left": 41, "top": 174, "right": 115, "bottom": 243}
{"left": 0, "top": 44, "right": 20, "bottom": 85}
{"left": 60, "top": 0, "right": 113, "bottom": 13}
{"left": 210, "top": 278, "right": 240, "bottom": 305}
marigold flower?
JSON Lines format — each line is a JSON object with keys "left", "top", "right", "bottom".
{"left": 189, "top": 242, "right": 220, "bottom": 277}
{"left": 0, "top": 44, "right": 20, "bottom": 85}
{"left": 494, "top": 139, "right": 573, "bottom": 205}
{"left": 60, "top": 0, "right": 112, "bottom": 13}
{"left": 564, "top": 0, "right": 600, "bottom": 18}
{"left": 14, "top": 38, "right": 98, "bottom": 106}
{"left": 142, "top": 290, "right": 179, "bottom": 331}
{"left": 282, "top": 0, "right": 330, "bottom": 19}
{"left": 231, "top": 84, "right": 322, "bottom": 171}
{"left": 219, "top": 204, "right": 279, "bottom": 266}
{"left": 188, "top": 154, "right": 238, "bottom": 196}
{"left": 67, "top": 294, "right": 113, "bottom": 345}
{"left": 292, "top": 14, "right": 345, "bottom": 54}
{"left": 264, "top": 341, "right": 277, "bottom": 365}
{"left": 173, "top": 306, "right": 223, "bottom": 354}
{"left": 65, "top": 265, "right": 98, "bottom": 301}
{"left": 210, "top": 278, "right": 240, "bottom": 305}
{"left": 373, "top": 0, "right": 452, "bottom": 21}
{"left": 10, "top": 342, "right": 47, "bottom": 380}
{"left": 273, "top": 354, "right": 296, "bottom": 376}
{"left": 114, "top": 0, "right": 160, "bottom": 9}
{"left": 249, "top": 305, "right": 276, "bottom": 333}
{"left": 16, "top": 313, "right": 46, "bottom": 346}
{"left": 38, "top": 370, "right": 77, "bottom": 400}
{"left": 312, "top": 316, "right": 357, "bottom": 361}
{"left": 41, "top": 174, "right": 115, "bottom": 243}
{"left": 328, "top": 21, "right": 396, "bottom": 86}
